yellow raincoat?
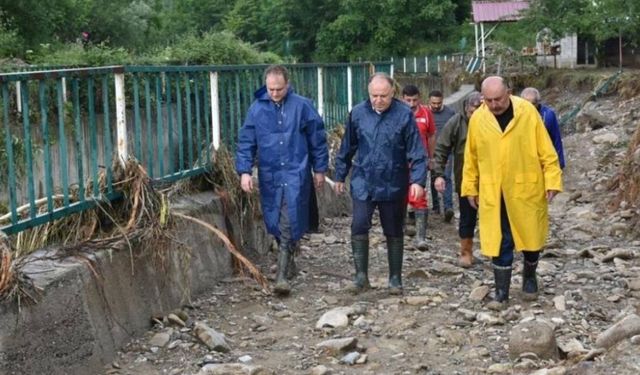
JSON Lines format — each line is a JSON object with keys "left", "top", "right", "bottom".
{"left": 461, "top": 96, "right": 563, "bottom": 257}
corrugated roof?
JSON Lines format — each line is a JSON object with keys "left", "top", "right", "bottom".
{"left": 472, "top": 1, "right": 529, "bottom": 23}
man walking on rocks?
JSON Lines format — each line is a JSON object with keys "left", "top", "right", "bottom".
{"left": 402, "top": 84, "right": 436, "bottom": 250}
{"left": 428, "top": 90, "right": 456, "bottom": 222}
{"left": 461, "top": 76, "right": 562, "bottom": 307}
{"left": 433, "top": 91, "right": 482, "bottom": 267}
{"left": 236, "top": 65, "right": 329, "bottom": 296}
{"left": 334, "top": 73, "right": 427, "bottom": 295}
{"left": 521, "top": 87, "right": 566, "bottom": 169}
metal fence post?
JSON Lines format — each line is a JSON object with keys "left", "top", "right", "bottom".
{"left": 425, "top": 56, "right": 428, "bottom": 73}
{"left": 403, "top": 57, "right": 407, "bottom": 73}
{"left": 347, "top": 66, "right": 353, "bottom": 111}
{"left": 413, "top": 57, "right": 417, "bottom": 73}
{"left": 317, "top": 67, "right": 324, "bottom": 117}
{"left": 15, "top": 82, "right": 21, "bottom": 113}
{"left": 209, "top": 71, "right": 220, "bottom": 150}
{"left": 114, "top": 72, "right": 128, "bottom": 164}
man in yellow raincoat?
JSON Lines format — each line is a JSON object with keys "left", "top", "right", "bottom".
{"left": 461, "top": 76, "right": 562, "bottom": 307}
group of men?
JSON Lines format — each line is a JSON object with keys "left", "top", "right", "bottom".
{"left": 235, "top": 64, "right": 564, "bottom": 309}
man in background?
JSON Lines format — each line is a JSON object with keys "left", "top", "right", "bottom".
{"left": 402, "top": 85, "right": 436, "bottom": 250}
{"left": 521, "top": 87, "right": 566, "bottom": 169}
{"left": 428, "top": 90, "right": 456, "bottom": 222}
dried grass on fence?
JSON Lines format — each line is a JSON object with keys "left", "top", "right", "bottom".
{"left": 1, "top": 148, "right": 269, "bottom": 302}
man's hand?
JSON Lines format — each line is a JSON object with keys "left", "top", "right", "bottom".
{"left": 467, "top": 196, "right": 479, "bottom": 209}
{"left": 314, "top": 172, "right": 325, "bottom": 189}
{"left": 334, "top": 181, "right": 346, "bottom": 195}
{"left": 409, "top": 183, "right": 424, "bottom": 201}
{"left": 434, "top": 176, "right": 446, "bottom": 193}
{"left": 546, "top": 190, "right": 559, "bottom": 203}
{"left": 240, "top": 173, "right": 253, "bottom": 193}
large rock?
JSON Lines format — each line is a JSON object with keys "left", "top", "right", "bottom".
{"left": 316, "top": 307, "right": 354, "bottom": 329}
{"left": 316, "top": 337, "right": 358, "bottom": 354}
{"left": 509, "top": 320, "right": 559, "bottom": 360}
{"left": 194, "top": 322, "right": 230, "bottom": 352}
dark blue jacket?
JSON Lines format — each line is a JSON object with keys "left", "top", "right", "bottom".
{"left": 236, "top": 86, "right": 328, "bottom": 241}
{"left": 335, "top": 99, "right": 427, "bottom": 201}
{"left": 539, "top": 104, "right": 565, "bottom": 169}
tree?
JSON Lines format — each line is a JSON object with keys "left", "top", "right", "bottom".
{"left": 315, "top": 0, "right": 457, "bottom": 61}
{"left": 522, "top": 0, "right": 640, "bottom": 45}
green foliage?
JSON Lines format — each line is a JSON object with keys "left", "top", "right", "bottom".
{"left": 0, "top": 11, "right": 23, "bottom": 57}
{"left": 152, "top": 31, "right": 282, "bottom": 65}
{"left": 522, "top": 0, "right": 640, "bottom": 44}
{"left": 31, "top": 43, "right": 132, "bottom": 66}
{"left": 315, "top": 0, "right": 458, "bottom": 61}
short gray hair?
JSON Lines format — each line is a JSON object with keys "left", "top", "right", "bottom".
{"left": 521, "top": 87, "right": 541, "bottom": 104}
{"left": 368, "top": 72, "right": 395, "bottom": 87}
{"left": 465, "top": 91, "right": 482, "bottom": 110}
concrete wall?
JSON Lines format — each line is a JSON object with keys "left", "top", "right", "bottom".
{"left": 0, "top": 192, "right": 271, "bottom": 375}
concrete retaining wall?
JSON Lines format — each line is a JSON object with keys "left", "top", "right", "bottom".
{"left": 0, "top": 192, "right": 270, "bottom": 375}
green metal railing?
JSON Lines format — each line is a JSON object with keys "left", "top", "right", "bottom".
{"left": 0, "top": 61, "right": 392, "bottom": 235}
{"left": 0, "top": 66, "right": 123, "bottom": 234}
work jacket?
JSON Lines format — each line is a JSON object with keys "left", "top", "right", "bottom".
{"left": 335, "top": 99, "right": 427, "bottom": 201}
{"left": 433, "top": 110, "right": 471, "bottom": 195}
{"left": 461, "top": 96, "right": 563, "bottom": 256}
{"left": 236, "top": 86, "right": 328, "bottom": 241}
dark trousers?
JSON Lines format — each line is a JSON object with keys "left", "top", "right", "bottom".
{"left": 278, "top": 194, "right": 293, "bottom": 247}
{"left": 458, "top": 194, "right": 478, "bottom": 239}
{"left": 492, "top": 195, "right": 540, "bottom": 267}
{"left": 308, "top": 181, "right": 319, "bottom": 231}
{"left": 352, "top": 197, "right": 406, "bottom": 237}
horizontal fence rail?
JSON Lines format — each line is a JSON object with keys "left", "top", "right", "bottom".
{"left": 0, "top": 61, "right": 392, "bottom": 235}
{"left": 392, "top": 54, "right": 471, "bottom": 74}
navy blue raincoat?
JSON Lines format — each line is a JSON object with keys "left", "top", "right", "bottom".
{"left": 236, "top": 86, "right": 328, "bottom": 241}
{"left": 335, "top": 99, "right": 427, "bottom": 201}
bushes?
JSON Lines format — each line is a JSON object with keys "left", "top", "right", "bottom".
{"left": 26, "top": 31, "right": 281, "bottom": 67}
{"left": 147, "top": 31, "right": 282, "bottom": 66}
{"left": 31, "top": 42, "right": 132, "bottom": 67}
{"left": 0, "top": 17, "right": 22, "bottom": 58}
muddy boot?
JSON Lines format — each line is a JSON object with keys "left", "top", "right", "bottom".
{"left": 387, "top": 236, "right": 404, "bottom": 295}
{"left": 286, "top": 243, "right": 299, "bottom": 280}
{"left": 444, "top": 208, "right": 454, "bottom": 223}
{"left": 412, "top": 210, "right": 428, "bottom": 251}
{"left": 346, "top": 235, "right": 370, "bottom": 294}
{"left": 522, "top": 260, "right": 539, "bottom": 301}
{"left": 274, "top": 244, "right": 291, "bottom": 296}
{"left": 459, "top": 238, "right": 474, "bottom": 268}
{"left": 487, "top": 264, "right": 511, "bottom": 310}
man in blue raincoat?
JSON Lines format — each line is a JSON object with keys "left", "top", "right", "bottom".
{"left": 521, "top": 87, "right": 566, "bottom": 169}
{"left": 236, "top": 65, "right": 329, "bottom": 296}
{"left": 334, "top": 73, "right": 427, "bottom": 295}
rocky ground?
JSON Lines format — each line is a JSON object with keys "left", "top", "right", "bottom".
{"left": 106, "top": 72, "right": 640, "bottom": 375}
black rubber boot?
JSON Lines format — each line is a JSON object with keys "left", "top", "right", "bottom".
{"left": 274, "top": 244, "right": 291, "bottom": 296}
{"left": 286, "top": 242, "right": 299, "bottom": 280}
{"left": 387, "top": 236, "right": 404, "bottom": 295}
{"left": 487, "top": 264, "right": 511, "bottom": 310}
{"left": 413, "top": 210, "right": 428, "bottom": 250}
{"left": 347, "top": 235, "right": 370, "bottom": 294}
{"left": 522, "top": 260, "right": 539, "bottom": 300}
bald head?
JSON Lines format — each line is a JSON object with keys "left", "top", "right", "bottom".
{"left": 481, "top": 76, "right": 511, "bottom": 116}
{"left": 368, "top": 73, "right": 395, "bottom": 113}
